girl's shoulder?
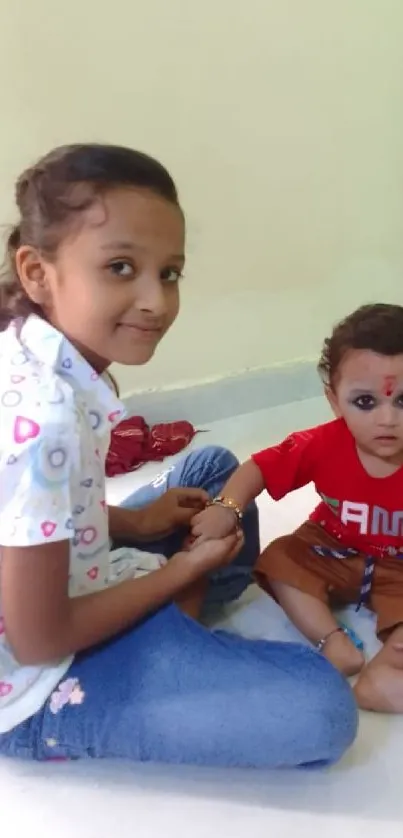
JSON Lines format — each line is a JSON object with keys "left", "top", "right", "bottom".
{"left": 0, "top": 333, "right": 78, "bottom": 456}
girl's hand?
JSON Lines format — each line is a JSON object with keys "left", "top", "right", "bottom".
{"left": 191, "top": 504, "right": 238, "bottom": 544}
{"left": 137, "top": 488, "right": 209, "bottom": 538}
{"left": 172, "top": 530, "right": 244, "bottom": 582}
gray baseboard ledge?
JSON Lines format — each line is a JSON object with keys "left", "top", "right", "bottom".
{"left": 123, "top": 360, "right": 321, "bottom": 425}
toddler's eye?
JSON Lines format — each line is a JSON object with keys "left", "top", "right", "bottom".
{"left": 109, "top": 261, "right": 134, "bottom": 278}
{"left": 160, "top": 267, "right": 182, "bottom": 283}
{"left": 395, "top": 393, "right": 403, "bottom": 408}
{"left": 353, "top": 395, "right": 376, "bottom": 411}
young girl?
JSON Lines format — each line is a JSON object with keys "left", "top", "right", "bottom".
{"left": 0, "top": 144, "right": 356, "bottom": 766}
{"left": 193, "top": 304, "right": 403, "bottom": 714}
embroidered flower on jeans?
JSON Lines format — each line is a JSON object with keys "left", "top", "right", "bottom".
{"left": 50, "top": 677, "right": 86, "bottom": 714}
{"left": 69, "top": 685, "right": 85, "bottom": 705}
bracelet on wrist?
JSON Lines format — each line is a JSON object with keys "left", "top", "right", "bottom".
{"left": 207, "top": 496, "right": 243, "bottom": 525}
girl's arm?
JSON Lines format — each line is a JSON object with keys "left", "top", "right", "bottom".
{"left": 1, "top": 533, "right": 240, "bottom": 665}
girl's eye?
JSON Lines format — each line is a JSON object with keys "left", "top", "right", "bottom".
{"left": 160, "top": 267, "right": 182, "bottom": 283}
{"left": 353, "top": 395, "right": 376, "bottom": 411}
{"left": 395, "top": 393, "right": 403, "bottom": 408}
{"left": 109, "top": 260, "right": 134, "bottom": 278}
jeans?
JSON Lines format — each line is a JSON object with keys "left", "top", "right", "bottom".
{"left": 0, "top": 446, "right": 358, "bottom": 767}
{"left": 117, "top": 444, "right": 260, "bottom": 605}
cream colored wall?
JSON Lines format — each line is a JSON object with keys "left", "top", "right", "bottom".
{"left": 1, "top": 0, "right": 403, "bottom": 395}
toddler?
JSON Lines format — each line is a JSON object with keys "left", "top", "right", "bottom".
{"left": 193, "top": 304, "right": 403, "bottom": 713}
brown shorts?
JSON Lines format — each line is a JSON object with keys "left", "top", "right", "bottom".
{"left": 255, "top": 520, "right": 403, "bottom": 638}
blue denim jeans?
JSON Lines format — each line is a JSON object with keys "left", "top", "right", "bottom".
{"left": 117, "top": 444, "right": 260, "bottom": 605}
{"left": 0, "top": 446, "right": 358, "bottom": 767}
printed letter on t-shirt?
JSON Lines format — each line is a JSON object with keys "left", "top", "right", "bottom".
{"left": 341, "top": 501, "right": 369, "bottom": 534}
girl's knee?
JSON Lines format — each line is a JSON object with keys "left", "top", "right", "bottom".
{"left": 255, "top": 646, "right": 358, "bottom": 767}
{"left": 190, "top": 445, "right": 239, "bottom": 471}
{"left": 303, "top": 656, "right": 358, "bottom": 762}
{"left": 181, "top": 445, "right": 240, "bottom": 492}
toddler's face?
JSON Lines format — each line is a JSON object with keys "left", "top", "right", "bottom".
{"left": 328, "top": 349, "right": 403, "bottom": 464}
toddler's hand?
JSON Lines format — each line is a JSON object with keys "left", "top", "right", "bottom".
{"left": 191, "top": 504, "right": 238, "bottom": 544}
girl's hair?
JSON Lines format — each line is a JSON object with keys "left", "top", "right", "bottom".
{"left": 0, "top": 143, "right": 180, "bottom": 330}
{"left": 318, "top": 303, "right": 403, "bottom": 388}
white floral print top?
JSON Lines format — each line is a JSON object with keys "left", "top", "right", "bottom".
{"left": 0, "top": 315, "right": 165, "bottom": 733}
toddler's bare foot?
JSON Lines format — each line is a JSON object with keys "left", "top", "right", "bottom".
{"left": 355, "top": 651, "right": 403, "bottom": 713}
{"left": 323, "top": 631, "right": 365, "bottom": 677}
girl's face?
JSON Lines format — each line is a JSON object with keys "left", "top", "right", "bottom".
{"left": 18, "top": 187, "right": 185, "bottom": 371}
{"left": 328, "top": 348, "right": 403, "bottom": 463}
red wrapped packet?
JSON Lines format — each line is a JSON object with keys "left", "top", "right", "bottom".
{"left": 106, "top": 416, "right": 198, "bottom": 477}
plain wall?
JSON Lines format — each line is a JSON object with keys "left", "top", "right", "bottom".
{"left": 1, "top": 0, "right": 403, "bottom": 394}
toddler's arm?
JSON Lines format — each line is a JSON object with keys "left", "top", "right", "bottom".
{"left": 191, "top": 459, "right": 265, "bottom": 541}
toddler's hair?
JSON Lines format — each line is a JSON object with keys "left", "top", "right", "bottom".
{"left": 318, "top": 303, "right": 403, "bottom": 388}
{"left": 0, "top": 143, "right": 180, "bottom": 330}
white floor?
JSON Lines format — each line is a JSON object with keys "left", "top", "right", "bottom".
{"left": 2, "top": 397, "right": 403, "bottom": 838}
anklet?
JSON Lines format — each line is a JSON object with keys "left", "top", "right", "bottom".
{"left": 316, "top": 627, "right": 347, "bottom": 653}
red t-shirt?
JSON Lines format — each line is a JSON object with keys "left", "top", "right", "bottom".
{"left": 252, "top": 418, "right": 403, "bottom": 556}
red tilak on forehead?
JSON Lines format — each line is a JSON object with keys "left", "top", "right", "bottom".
{"left": 383, "top": 376, "right": 396, "bottom": 396}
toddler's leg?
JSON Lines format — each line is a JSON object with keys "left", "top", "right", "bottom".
{"left": 271, "top": 582, "right": 365, "bottom": 676}
{"left": 355, "top": 573, "right": 403, "bottom": 712}
{"left": 256, "top": 528, "right": 365, "bottom": 677}
{"left": 355, "top": 624, "right": 403, "bottom": 713}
